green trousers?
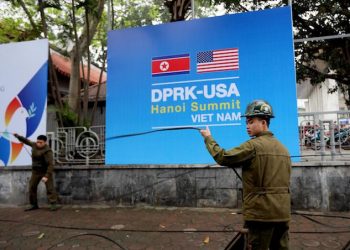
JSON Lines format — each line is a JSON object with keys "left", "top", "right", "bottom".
{"left": 245, "top": 221, "right": 289, "bottom": 250}
{"left": 29, "top": 171, "right": 58, "bottom": 206}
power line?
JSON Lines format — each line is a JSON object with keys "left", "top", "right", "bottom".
{"left": 46, "top": 233, "right": 127, "bottom": 250}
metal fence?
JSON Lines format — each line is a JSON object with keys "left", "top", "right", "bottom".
{"left": 46, "top": 111, "right": 350, "bottom": 165}
{"left": 47, "top": 126, "right": 105, "bottom": 165}
{"left": 298, "top": 111, "right": 350, "bottom": 161}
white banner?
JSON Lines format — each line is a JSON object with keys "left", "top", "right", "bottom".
{"left": 0, "top": 39, "right": 48, "bottom": 166}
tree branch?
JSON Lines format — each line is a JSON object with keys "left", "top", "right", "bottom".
{"left": 17, "top": 0, "right": 40, "bottom": 35}
{"left": 77, "top": 0, "right": 105, "bottom": 56}
{"left": 301, "top": 63, "right": 349, "bottom": 84}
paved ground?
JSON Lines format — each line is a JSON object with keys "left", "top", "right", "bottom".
{"left": 0, "top": 206, "right": 349, "bottom": 250}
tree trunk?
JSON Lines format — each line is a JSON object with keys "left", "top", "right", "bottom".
{"left": 82, "top": 6, "right": 91, "bottom": 126}
{"left": 68, "top": 0, "right": 81, "bottom": 114}
{"left": 90, "top": 49, "right": 107, "bottom": 125}
{"left": 165, "top": 0, "right": 191, "bottom": 21}
{"left": 38, "top": 0, "right": 64, "bottom": 127}
{"left": 67, "top": 0, "right": 105, "bottom": 113}
{"left": 68, "top": 48, "right": 81, "bottom": 114}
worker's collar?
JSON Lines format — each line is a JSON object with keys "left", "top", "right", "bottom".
{"left": 255, "top": 131, "right": 273, "bottom": 137}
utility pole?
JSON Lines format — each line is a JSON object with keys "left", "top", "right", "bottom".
{"left": 191, "top": 0, "right": 195, "bottom": 19}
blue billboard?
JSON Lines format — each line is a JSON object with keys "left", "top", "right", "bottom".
{"left": 106, "top": 7, "right": 299, "bottom": 164}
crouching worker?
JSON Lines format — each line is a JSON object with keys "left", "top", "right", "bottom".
{"left": 200, "top": 100, "right": 291, "bottom": 250}
{"left": 14, "top": 133, "right": 59, "bottom": 211}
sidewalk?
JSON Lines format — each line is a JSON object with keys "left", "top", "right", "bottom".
{"left": 0, "top": 206, "right": 349, "bottom": 250}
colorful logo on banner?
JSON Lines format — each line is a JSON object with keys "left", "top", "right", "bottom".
{"left": 0, "top": 39, "right": 48, "bottom": 166}
{"left": 106, "top": 7, "right": 299, "bottom": 164}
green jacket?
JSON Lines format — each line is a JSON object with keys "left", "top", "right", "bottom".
{"left": 15, "top": 135, "right": 54, "bottom": 178}
{"left": 205, "top": 131, "right": 291, "bottom": 222}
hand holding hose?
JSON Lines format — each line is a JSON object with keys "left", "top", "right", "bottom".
{"left": 200, "top": 126, "right": 211, "bottom": 138}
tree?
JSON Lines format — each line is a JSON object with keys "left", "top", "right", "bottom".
{"left": 292, "top": 1, "right": 350, "bottom": 106}
{"left": 1, "top": 0, "right": 106, "bottom": 126}
{"left": 206, "top": 0, "right": 350, "bottom": 106}
{"left": 1, "top": 0, "right": 65, "bottom": 126}
{"left": 68, "top": 0, "right": 105, "bottom": 124}
{"left": 164, "top": 0, "right": 191, "bottom": 21}
{"left": 0, "top": 18, "right": 39, "bottom": 43}
{"left": 164, "top": 0, "right": 220, "bottom": 20}
{"left": 1, "top": 0, "right": 172, "bottom": 126}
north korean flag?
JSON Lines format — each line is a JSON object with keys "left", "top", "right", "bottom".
{"left": 152, "top": 54, "right": 190, "bottom": 77}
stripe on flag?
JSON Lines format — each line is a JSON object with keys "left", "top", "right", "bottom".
{"left": 197, "top": 48, "right": 239, "bottom": 73}
{"left": 152, "top": 54, "right": 190, "bottom": 77}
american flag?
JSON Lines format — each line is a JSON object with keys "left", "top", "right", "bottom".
{"left": 197, "top": 48, "right": 239, "bottom": 73}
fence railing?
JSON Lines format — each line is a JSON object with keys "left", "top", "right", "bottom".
{"left": 47, "top": 111, "right": 350, "bottom": 165}
{"left": 47, "top": 126, "right": 105, "bottom": 165}
{"left": 299, "top": 111, "right": 350, "bottom": 161}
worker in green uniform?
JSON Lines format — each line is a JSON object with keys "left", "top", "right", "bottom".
{"left": 200, "top": 100, "right": 291, "bottom": 250}
{"left": 14, "top": 134, "right": 58, "bottom": 211}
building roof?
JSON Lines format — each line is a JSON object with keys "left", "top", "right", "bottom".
{"left": 51, "top": 50, "right": 107, "bottom": 85}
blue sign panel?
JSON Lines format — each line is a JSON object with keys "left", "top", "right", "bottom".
{"left": 106, "top": 7, "right": 299, "bottom": 164}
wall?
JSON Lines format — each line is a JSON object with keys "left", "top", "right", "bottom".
{"left": 297, "top": 79, "right": 341, "bottom": 122}
{"left": 0, "top": 163, "right": 349, "bottom": 211}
